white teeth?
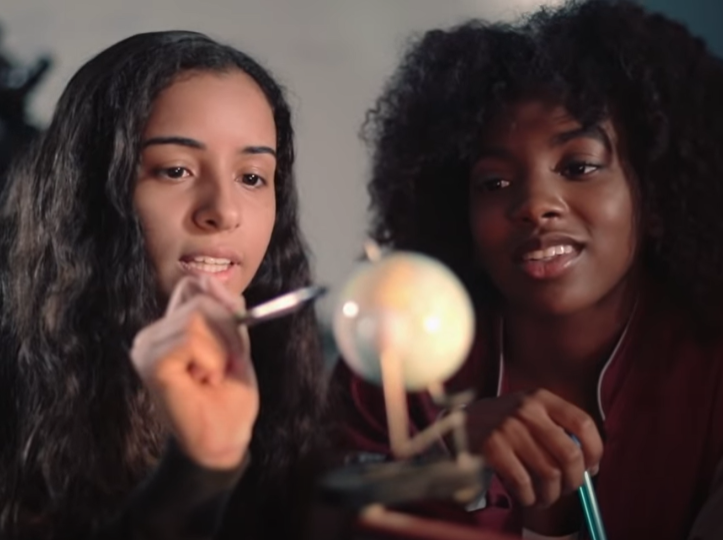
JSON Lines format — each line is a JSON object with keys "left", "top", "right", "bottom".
{"left": 523, "top": 244, "right": 574, "bottom": 261}
{"left": 183, "top": 261, "right": 231, "bottom": 273}
{"left": 182, "top": 256, "right": 233, "bottom": 274}
{"left": 190, "top": 256, "right": 232, "bottom": 265}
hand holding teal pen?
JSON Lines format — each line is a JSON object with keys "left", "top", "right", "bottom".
{"left": 571, "top": 435, "right": 608, "bottom": 540}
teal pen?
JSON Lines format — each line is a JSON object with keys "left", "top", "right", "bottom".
{"left": 570, "top": 435, "right": 607, "bottom": 540}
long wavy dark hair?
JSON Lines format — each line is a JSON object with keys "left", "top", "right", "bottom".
{"left": 0, "top": 31, "right": 326, "bottom": 537}
{"left": 362, "top": 0, "right": 723, "bottom": 326}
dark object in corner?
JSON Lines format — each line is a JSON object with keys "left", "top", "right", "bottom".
{"left": 0, "top": 23, "right": 51, "bottom": 198}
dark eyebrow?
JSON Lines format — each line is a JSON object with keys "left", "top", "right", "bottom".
{"left": 142, "top": 136, "right": 205, "bottom": 149}
{"left": 551, "top": 125, "right": 612, "bottom": 153}
{"left": 141, "top": 137, "right": 276, "bottom": 158}
{"left": 243, "top": 146, "right": 276, "bottom": 158}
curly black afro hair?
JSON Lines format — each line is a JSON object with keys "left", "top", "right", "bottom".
{"left": 363, "top": 0, "right": 723, "bottom": 326}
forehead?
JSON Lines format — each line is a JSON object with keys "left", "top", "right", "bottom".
{"left": 144, "top": 70, "right": 276, "bottom": 143}
{"left": 481, "top": 100, "right": 618, "bottom": 146}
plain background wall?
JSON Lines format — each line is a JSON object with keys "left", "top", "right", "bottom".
{"left": 1, "top": 0, "right": 717, "bottom": 329}
{"left": 640, "top": 0, "right": 723, "bottom": 56}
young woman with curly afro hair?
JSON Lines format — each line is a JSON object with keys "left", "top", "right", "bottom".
{"left": 333, "top": 1, "right": 723, "bottom": 539}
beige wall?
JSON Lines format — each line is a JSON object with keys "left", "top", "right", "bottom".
{"left": 2, "top": 0, "right": 559, "bottom": 322}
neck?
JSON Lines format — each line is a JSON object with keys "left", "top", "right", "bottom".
{"left": 502, "top": 275, "right": 639, "bottom": 385}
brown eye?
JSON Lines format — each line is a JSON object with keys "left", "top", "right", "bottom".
{"left": 239, "top": 173, "right": 266, "bottom": 187}
{"left": 561, "top": 161, "right": 601, "bottom": 178}
{"left": 473, "top": 176, "right": 511, "bottom": 192}
{"left": 156, "top": 166, "right": 191, "bottom": 180}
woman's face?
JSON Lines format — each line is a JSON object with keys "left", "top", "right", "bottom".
{"left": 134, "top": 70, "right": 277, "bottom": 299}
{"left": 469, "top": 100, "right": 638, "bottom": 316}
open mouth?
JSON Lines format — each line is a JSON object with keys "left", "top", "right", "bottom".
{"left": 522, "top": 244, "right": 575, "bottom": 262}
{"left": 516, "top": 242, "right": 583, "bottom": 280}
{"left": 179, "top": 256, "right": 237, "bottom": 275}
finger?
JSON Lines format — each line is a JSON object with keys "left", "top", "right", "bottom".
{"left": 203, "top": 275, "right": 246, "bottom": 314}
{"left": 133, "top": 310, "right": 197, "bottom": 356}
{"left": 226, "top": 324, "right": 254, "bottom": 379}
{"left": 185, "top": 312, "right": 230, "bottom": 386}
{"left": 483, "top": 431, "right": 536, "bottom": 506}
{"left": 226, "top": 346, "right": 257, "bottom": 389}
{"left": 131, "top": 322, "right": 185, "bottom": 375}
{"left": 137, "top": 294, "right": 251, "bottom": 386}
{"left": 136, "top": 293, "right": 227, "bottom": 358}
{"left": 516, "top": 394, "right": 586, "bottom": 494}
{"left": 143, "top": 311, "right": 226, "bottom": 387}
{"left": 537, "top": 391, "right": 603, "bottom": 472}
{"left": 499, "top": 417, "right": 563, "bottom": 507}
{"left": 131, "top": 314, "right": 196, "bottom": 378}
{"left": 165, "top": 276, "right": 205, "bottom": 315}
{"left": 198, "top": 299, "right": 248, "bottom": 364}
{"left": 181, "top": 296, "right": 252, "bottom": 383}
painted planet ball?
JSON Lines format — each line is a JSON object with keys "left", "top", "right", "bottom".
{"left": 333, "top": 251, "right": 475, "bottom": 391}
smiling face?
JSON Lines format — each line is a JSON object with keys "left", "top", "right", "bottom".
{"left": 469, "top": 100, "right": 638, "bottom": 316}
{"left": 134, "top": 70, "right": 277, "bottom": 299}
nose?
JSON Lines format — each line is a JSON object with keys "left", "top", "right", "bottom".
{"left": 191, "top": 172, "right": 241, "bottom": 232}
{"left": 509, "top": 169, "right": 567, "bottom": 226}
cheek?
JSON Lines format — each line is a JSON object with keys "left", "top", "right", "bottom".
{"left": 589, "top": 189, "right": 638, "bottom": 265}
{"left": 133, "top": 186, "right": 182, "bottom": 277}
{"left": 469, "top": 202, "right": 509, "bottom": 263}
{"left": 243, "top": 202, "right": 277, "bottom": 271}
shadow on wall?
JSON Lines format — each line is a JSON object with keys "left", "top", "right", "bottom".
{"left": 0, "top": 22, "right": 51, "bottom": 199}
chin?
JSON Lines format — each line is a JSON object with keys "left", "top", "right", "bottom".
{"left": 227, "top": 276, "right": 250, "bottom": 297}
{"left": 511, "top": 290, "right": 591, "bottom": 318}
{"left": 227, "top": 284, "right": 246, "bottom": 297}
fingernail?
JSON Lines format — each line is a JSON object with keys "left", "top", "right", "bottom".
{"left": 588, "top": 465, "right": 599, "bottom": 476}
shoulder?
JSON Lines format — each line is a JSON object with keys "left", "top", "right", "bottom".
{"left": 630, "top": 281, "right": 723, "bottom": 373}
{"left": 631, "top": 283, "right": 723, "bottom": 452}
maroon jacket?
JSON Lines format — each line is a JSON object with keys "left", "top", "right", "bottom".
{"left": 332, "top": 287, "right": 723, "bottom": 540}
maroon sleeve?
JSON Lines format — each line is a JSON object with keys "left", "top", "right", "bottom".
{"left": 330, "top": 359, "right": 394, "bottom": 457}
{"left": 329, "top": 358, "right": 447, "bottom": 461}
{"left": 688, "top": 346, "right": 723, "bottom": 540}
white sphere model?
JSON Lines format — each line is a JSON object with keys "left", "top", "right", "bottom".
{"left": 333, "top": 251, "right": 475, "bottom": 391}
